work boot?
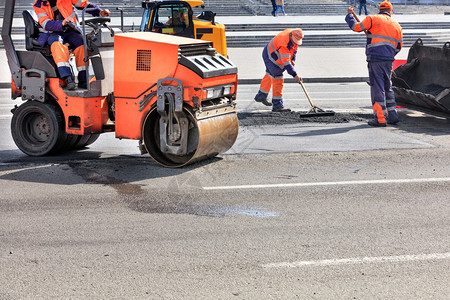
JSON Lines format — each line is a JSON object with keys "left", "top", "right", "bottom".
{"left": 64, "top": 76, "right": 76, "bottom": 90}
{"left": 368, "top": 119, "right": 387, "bottom": 127}
{"left": 78, "top": 80, "right": 88, "bottom": 89}
{"left": 387, "top": 112, "right": 399, "bottom": 125}
{"left": 78, "top": 70, "right": 87, "bottom": 89}
{"left": 254, "top": 91, "right": 272, "bottom": 106}
{"left": 272, "top": 107, "right": 291, "bottom": 112}
{"left": 387, "top": 118, "right": 399, "bottom": 125}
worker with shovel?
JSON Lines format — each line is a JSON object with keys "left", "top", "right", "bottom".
{"left": 345, "top": 1, "right": 403, "bottom": 126}
{"left": 254, "top": 28, "right": 304, "bottom": 112}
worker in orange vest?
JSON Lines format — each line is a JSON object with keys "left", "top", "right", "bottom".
{"left": 34, "top": 0, "right": 110, "bottom": 90}
{"left": 254, "top": 28, "right": 303, "bottom": 112}
{"left": 346, "top": 1, "right": 403, "bottom": 126}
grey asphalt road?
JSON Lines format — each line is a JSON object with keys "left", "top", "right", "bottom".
{"left": 1, "top": 84, "right": 450, "bottom": 299}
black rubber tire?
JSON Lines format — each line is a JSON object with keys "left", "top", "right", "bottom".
{"left": 11, "top": 101, "right": 67, "bottom": 156}
{"left": 83, "top": 133, "right": 100, "bottom": 147}
{"left": 72, "top": 133, "right": 100, "bottom": 150}
{"left": 61, "top": 134, "right": 79, "bottom": 151}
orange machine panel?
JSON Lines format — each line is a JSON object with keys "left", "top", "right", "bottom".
{"left": 114, "top": 32, "right": 208, "bottom": 99}
{"left": 114, "top": 32, "right": 213, "bottom": 140}
{"left": 48, "top": 78, "right": 108, "bottom": 135}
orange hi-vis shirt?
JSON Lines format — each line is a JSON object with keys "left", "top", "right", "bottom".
{"left": 266, "top": 29, "right": 298, "bottom": 77}
{"left": 346, "top": 12, "right": 403, "bottom": 61}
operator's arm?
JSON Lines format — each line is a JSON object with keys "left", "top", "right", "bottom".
{"left": 72, "top": 0, "right": 109, "bottom": 17}
{"left": 345, "top": 7, "right": 372, "bottom": 32}
{"left": 280, "top": 48, "right": 302, "bottom": 83}
{"left": 278, "top": 47, "right": 297, "bottom": 78}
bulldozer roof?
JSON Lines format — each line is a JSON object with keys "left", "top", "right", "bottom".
{"left": 142, "top": 0, "right": 204, "bottom": 8}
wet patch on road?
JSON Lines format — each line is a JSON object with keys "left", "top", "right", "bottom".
{"left": 238, "top": 111, "right": 371, "bottom": 127}
{"left": 68, "top": 161, "right": 278, "bottom": 218}
{"left": 128, "top": 196, "right": 279, "bottom": 218}
{"left": 68, "top": 161, "right": 145, "bottom": 196}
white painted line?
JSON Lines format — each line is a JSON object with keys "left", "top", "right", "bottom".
{"left": 262, "top": 252, "right": 450, "bottom": 268}
{"left": 0, "top": 164, "right": 55, "bottom": 176}
{"left": 203, "top": 177, "right": 450, "bottom": 191}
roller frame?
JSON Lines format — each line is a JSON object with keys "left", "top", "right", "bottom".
{"left": 157, "top": 78, "right": 189, "bottom": 155}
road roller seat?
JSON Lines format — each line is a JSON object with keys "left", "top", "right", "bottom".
{"left": 22, "top": 10, "right": 51, "bottom": 56}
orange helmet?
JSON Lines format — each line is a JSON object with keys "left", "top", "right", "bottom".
{"left": 379, "top": 1, "right": 393, "bottom": 10}
{"left": 290, "top": 28, "right": 304, "bottom": 45}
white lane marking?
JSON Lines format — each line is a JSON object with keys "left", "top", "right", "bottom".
{"left": 203, "top": 177, "right": 450, "bottom": 191}
{"left": 262, "top": 252, "right": 450, "bottom": 268}
{"left": 0, "top": 164, "right": 55, "bottom": 176}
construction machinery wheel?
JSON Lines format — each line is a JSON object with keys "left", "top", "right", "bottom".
{"left": 142, "top": 105, "right": 238, "bottom": 167}
{"left": 11, "top": 101, "right": 67, "bottom": 156}
{"left": 72, "top": 134, "right": 100, "bottom": 150}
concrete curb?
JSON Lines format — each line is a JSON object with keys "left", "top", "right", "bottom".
{"left": 0, "top": 77, "right": 369, "bottom": 90}
{"left": 238, "top": 77, "right": 369, "bottom": 85}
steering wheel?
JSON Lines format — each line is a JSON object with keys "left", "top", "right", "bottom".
{"left": 80, "top": 17, "right": 111, "bottom": 29}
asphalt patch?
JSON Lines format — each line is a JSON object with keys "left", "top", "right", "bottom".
{"left": 237, "top": 111, "right": 372, "bottom": 127}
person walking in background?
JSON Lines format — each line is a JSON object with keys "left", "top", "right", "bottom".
{"left": 345, "top": 1, "right": 403, "bottom": 126}
{"left": 274, "top": 0, "right": 286, "bottom": 16}
{"left": 271, "top": 0, "right": 277, "bottom": 16}
{"left": 254, "top": 28, "right": 304, "bottom": 112}
{"left": 359, "top": 0, "right": 368, "bottom": 15}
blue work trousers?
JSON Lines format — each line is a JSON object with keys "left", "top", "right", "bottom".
{"left": 368, "top": 61, "right": 398, "bottom": 123}
{"left": 46, "top": 31, "right": 84, "bottom": 79}
{"left": 262, "top": 45, "right": 285, "bottom": 109}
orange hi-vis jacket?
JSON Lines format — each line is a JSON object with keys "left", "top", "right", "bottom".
{"left": 34, "top": 0, "right": 90, "bottom": 32}
{"left": 266, "top": 29, "right": 298, "bottom": 77}
{"left": 346, "top": 12, "right": 403, "bottom": 62}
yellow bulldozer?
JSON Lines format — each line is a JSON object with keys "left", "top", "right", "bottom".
{"left": 139, "top": 0, "right": 228, "bottom": 57}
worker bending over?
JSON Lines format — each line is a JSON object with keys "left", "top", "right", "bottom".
{"left": 34, "top": 0, "right": 110, "bottom": 90}
{"left": 346, "top": 1, "right": 403, "bottom": 126}
{"left": 254, "top": 28, "right": 303, "bottom": 112}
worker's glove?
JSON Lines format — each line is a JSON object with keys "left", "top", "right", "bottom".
{"left": 294, "top": 75, "right": 303, "bottom": 83}
{"left": 62, "top": 16, "right": 72, "bottom": 26}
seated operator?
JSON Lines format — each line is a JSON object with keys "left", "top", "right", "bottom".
{"left": 33, "top": 0, "right": 110, "bottom": 90}
{"left": 165, "top": 10, "right": 185, "bottom": 34}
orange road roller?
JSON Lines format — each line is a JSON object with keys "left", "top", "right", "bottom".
{"left": 2, "top": 1, "right": 238, "bottom": 167}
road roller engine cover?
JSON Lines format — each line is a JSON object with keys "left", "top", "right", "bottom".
{"left": 2, "top": 1, "right": 239, "bottom": 167}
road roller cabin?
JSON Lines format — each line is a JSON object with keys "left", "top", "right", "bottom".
{"left": 2, "top": 1, "right": 238, "bottom": 167}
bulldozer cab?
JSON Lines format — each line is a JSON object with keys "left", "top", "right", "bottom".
{"left": 141, "top": 1, "right": 194, "bottom": 38}
{"left": 140, "top": 0, "right": 227, "bottom": 57}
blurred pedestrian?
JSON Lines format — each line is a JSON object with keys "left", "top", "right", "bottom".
{"left": 271, "top": 0, "right": 277, "bottom": 16}
{"left": 345, "top": 1, "right": 403, "bottom": 126}
{"left": 274, "top": 0, "right": 286, "bottom": 16}
{"left": 254, "top": 29, "right": 304, "bottom": 112}
{"left": 359, "top": 0, "right": 368, "bottom": 15}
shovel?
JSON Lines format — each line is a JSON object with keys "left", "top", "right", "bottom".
{"left": 299, "top": 81, "right": 335, "bottom": 117}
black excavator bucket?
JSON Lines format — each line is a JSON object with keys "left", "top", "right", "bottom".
{"left": 392, "top": 39, "right": 450, "bottom": 118}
